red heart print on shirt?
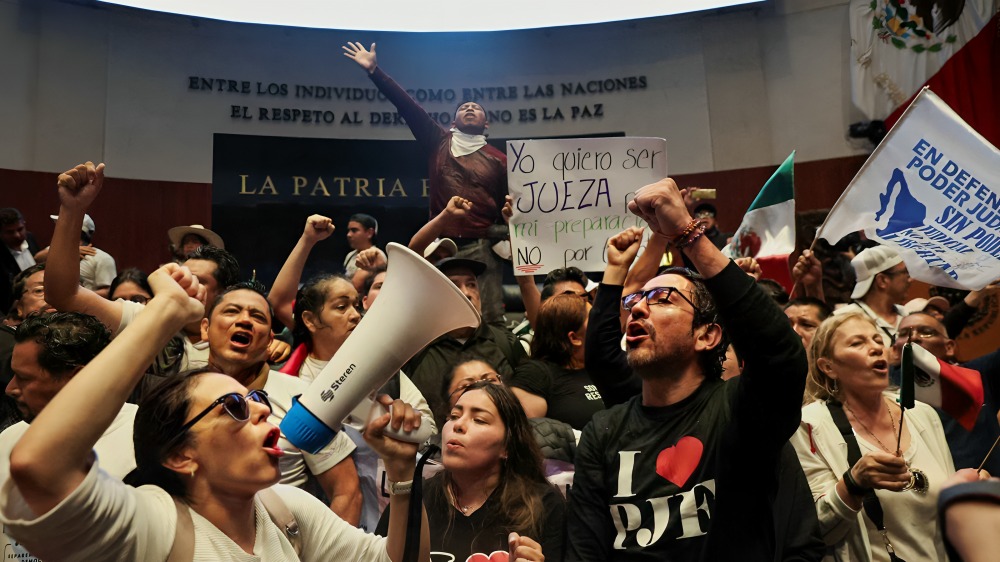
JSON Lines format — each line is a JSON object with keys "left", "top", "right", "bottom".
{"left": 655, "top": 435, "right": 704, "bottom": 487}
{"left": 466, "top": 551, "right": 508, "bottom": 562}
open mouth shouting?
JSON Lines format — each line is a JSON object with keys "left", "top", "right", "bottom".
{"left": 625, "top": 321, "right": 651, "bottom": 348}
{"left": 230, "top": 330, "right": 254, "bottom": 349}
{"left": 872, "top": 359, "right": 889, "bottom": 377}
{"left": 262, "top": 426, "right": 284, "bottom": 458}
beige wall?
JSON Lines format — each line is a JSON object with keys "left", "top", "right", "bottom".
{"left": 0, "top": 0, "right": 868, "bottom": 183}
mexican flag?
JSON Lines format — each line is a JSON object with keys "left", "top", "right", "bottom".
{"left": 725, "top": 152, "right": 795, "bottom": 290}
{"left": 901, "top": 343, "right": 984, "bottom": 431}
{"left": 851, "top": 0, "right": 999, "bottom": 147}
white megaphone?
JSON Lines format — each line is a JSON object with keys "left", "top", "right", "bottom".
{"left": 281, "top": 242, "right": 481, "bottom": 453}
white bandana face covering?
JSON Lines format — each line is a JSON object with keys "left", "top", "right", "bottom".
{"left": 450, "top": 128, "right": 487, "bottom": 157}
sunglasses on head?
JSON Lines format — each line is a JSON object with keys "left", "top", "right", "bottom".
{"left": 173, "top": 389, "right": 271, "bottom": 440}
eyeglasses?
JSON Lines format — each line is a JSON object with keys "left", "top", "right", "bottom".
{"left": 448, "top": 373, "right": 502, "bottom": 400}
{"left": 172, "top": 389, "right": 271, "bottom": 441}
{"left": 880, "top": 267, "right": 908, "bottom": 278}
{"left": 621, "top": 286, "right": 698, "bottom": 313}
{"left": 896, "top": 326, "right": 942, "bottom": 341}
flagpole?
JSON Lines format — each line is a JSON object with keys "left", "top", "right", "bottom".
{"left": 812, "top": 87, "right": 933, "bottom": 245}
{"left": 788, "top": 237, "right": 820, "bottom": 299}
{"left": 897, "top": 344, "right": 916, "bottom": 456}
{"left": 895, "top": 409, "right": 905, "bottom": 456}
{"left": 977, "top": 435, "right": 1000, "bottom": 474}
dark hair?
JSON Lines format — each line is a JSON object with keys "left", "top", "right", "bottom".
{"left": 348, "top": 214, "right": 378, "bottom": 238}
{"left": 291, "top": 274, "right": 353, "bottom": 348}
{"left": 454, "top": 100, "right": 488, "bottom": 115}
{"left": 443, "top": 381, "right": 549, "bottom": 538}
{"left": 186, "top": 245, "right": 241, "bottom": 290}
{"left": 757, "top": 279, "right": 789, "bottom": 306}
{"left": 361, "top": 266, "right": 387, "bottom": 299}
{"left": 108, "top": 268, "right": 153, "bottom": 301}
{"left": 129, "top": 368, "right": 213, "bottom": 499}
{"left": 653, "top": 267, "right": 729, "bottom": 378}
{"left": 693, "top": 203, "right": 717, "bottom": 217}
{"left": 0, "top": 208, "right": 24, "bottom": 227}
{"left": 14, "top": 312, "right": 111, "bottom": 378}
{"left": 11, "top": 264, "right": 44, "bottom": 302}
{"left": 785, "top": 297, "right": 833, "bottom": 321}
{"left": 432, "top": 354, "right": 498, "bottom": 429}
{"left": 540, "top": 267, "right": 589, "bottom": 302}
{"left": 530, "top": 294, "right": 587, "bottom": 367}
{"left": 207, "top": 281, "right": 273, "bottom": 319}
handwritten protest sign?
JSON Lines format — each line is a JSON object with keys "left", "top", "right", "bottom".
{"left": 506, "top": 137, "right": 667, "bottom": 275}
{"left": 818, "top": 88, "right": 1000, "bottom": 290}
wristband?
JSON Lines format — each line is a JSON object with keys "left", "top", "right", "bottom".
{"left": 671, "top": 219, "right": 703, "bottom": 246}
{"left": 843, "top": 469, "right": 870, "bottom": 497}
{"left": 676, "top": 224, "right": 707, "bottom": 249}
{"left": 388, "top": 479, "right": 413, "bottom": 496}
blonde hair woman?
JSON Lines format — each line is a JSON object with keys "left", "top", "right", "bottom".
{"left": 791, "top": 312, "right": 955, "bottom": 561}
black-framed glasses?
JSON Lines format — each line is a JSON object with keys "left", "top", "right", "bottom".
{"left": 622, "top": 286, "right": 698, "bottom": 313}
{"left": 172, "top": 389, "right": 271, "bottom": 440}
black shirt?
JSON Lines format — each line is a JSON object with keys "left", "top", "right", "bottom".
{"left": 378, "top": 473, "right": 566, "bottom": 562}
{"left": 509, "top": 358, "right": 605, "bottom": 430}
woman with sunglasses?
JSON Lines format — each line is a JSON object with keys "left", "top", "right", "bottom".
{"left": 0, "top": 264, "right": 429, "bottom": 561}
{"left": 509, "top": 293, "right": 605, "bottom": 430}
{"left": 791, "top": 311, "right": 956, "bottom": 561}
{"left": 380, "top": 381, "right": 561, "bottom": 562}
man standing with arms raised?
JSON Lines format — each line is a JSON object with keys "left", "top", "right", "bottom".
{"left": 343, "top": 42, "right": 509, "bottom": 326}
{"left": 566, "top": 179, "right": 807, "bottom": 561}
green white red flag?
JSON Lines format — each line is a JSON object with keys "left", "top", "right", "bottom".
{"left": 725, "top": 152, "right": 795, "bottom": 290}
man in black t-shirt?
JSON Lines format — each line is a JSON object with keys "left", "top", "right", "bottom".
{"left": 566, "top": 179, "right": 808, "bottom": 561}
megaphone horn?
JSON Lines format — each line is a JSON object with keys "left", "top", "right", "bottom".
{"left": 281, "top": 242, "right": 481, "bottom": 453}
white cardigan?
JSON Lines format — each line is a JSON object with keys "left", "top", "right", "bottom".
{"left": 790, "top": 394, "right": 954, "bottom": 562}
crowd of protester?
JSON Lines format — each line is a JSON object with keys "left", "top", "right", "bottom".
{"left": 0, "top": 41, "right": 999, "bottom": 562}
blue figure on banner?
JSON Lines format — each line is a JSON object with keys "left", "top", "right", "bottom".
{"left": 875, "top": 168, "right": 927, "bottom": 237}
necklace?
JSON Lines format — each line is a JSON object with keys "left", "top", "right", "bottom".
{"left": 845, "top": 397, "right": 898, "bottom": 455}
{"left": 451, "top": 481, "right": 495, "bottom": 515}
{"left": 844, "top": 398, "right": 929, "bottom": 494}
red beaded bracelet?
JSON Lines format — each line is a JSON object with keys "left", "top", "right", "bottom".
{"left": 676, "top": 224, "right": 707, "bottom": 249}
{"left": 671, "top": 219, "right": 701, "bottom": 245}
{"left": 671, "top": 219, "right": 705, "bottom": 248}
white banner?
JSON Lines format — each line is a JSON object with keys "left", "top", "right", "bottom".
{"left": 506, "top": 137, "right": 666, "bottom": 276}
{"left": 819, "top": 88, "right": 1000, "bottom": 290}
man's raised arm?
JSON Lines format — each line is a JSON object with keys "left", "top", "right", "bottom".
{"left": 44, "top": 162, "right": 125, "bottom": 333}
{"left": 343, "top": 41, "right": 444, "bottom": 147}
{"left": 630, "top": 178, "right": 807, "bottom": 444}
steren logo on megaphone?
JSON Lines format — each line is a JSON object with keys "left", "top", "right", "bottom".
{"left": 320, "top": 363, "right": 356, "bottom": 402}
{"left": 280, "top": 243, "right": 481, "bottom": 453}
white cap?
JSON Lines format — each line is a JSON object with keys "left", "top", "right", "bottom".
{"left": 423, "top": 238, "right": 458, "bottom": 260}
{"left": 850, "top": 246, "right": 903, "bottom": 300}
{"left": 51, "top": 213, "right": 95, "bottom": 236}
{"left": 904, "top": 296, "right": 951, "bottom": 316}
